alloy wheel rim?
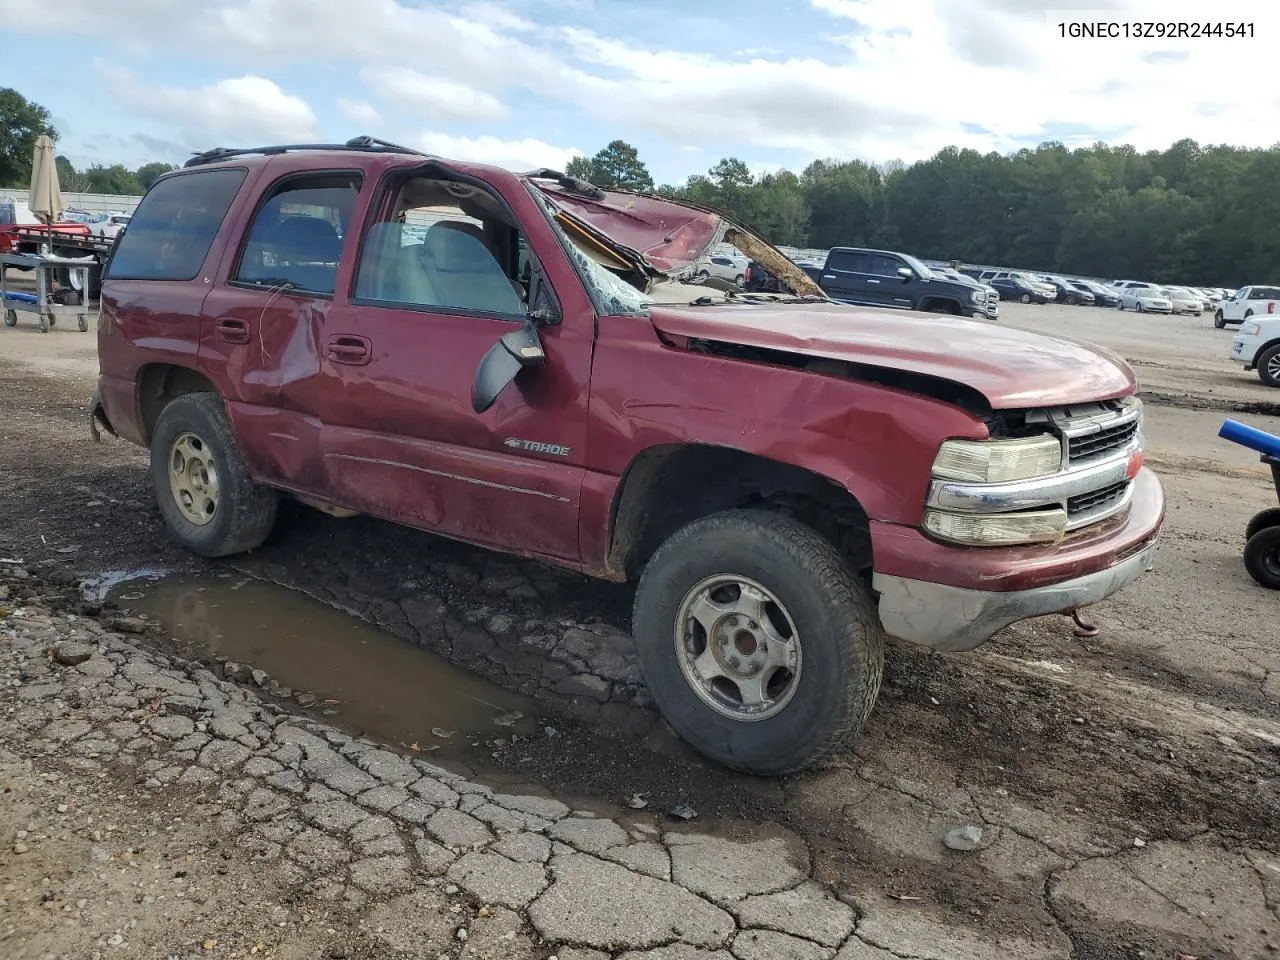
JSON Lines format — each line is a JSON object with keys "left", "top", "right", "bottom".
{"left": 674, "top": 575, "right": 802, "bottom": 722}
{"left": 168, "top": 432, "right": 219, "bottom": 526}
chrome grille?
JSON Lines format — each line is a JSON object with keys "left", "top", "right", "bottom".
{"left": 1067, "top": 420, "right": 1138, "bottom": 463}
{"left": 1067, "top": 480, "right": 1129, "bottom": 518}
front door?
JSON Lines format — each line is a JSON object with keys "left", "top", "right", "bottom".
{"left": 314, "top": 172, "right": 593, "bottom": 563}
{"left": 866, "top": 252, "right": 916, "bottom": 308}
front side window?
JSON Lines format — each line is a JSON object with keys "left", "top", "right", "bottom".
{"left": 869, "top": 254, "right": 903, "bottom": 277}
{"left": 107, "top": 168, "right": 247, "bottom": 281}
{"left": 354, "top": 176, "right": 527, "bottom": 316}
{"left": 234, "top": 174, "right": 361, "bottom": 296}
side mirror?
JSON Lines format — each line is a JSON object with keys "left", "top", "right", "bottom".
{"left": 471, "top": 318, "right": 546, "bottom": 414}
{"left": 897, "top": 266, "right": 913, "bottom": 281}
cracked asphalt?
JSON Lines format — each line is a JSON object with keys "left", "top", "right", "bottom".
{"left": 1, "top": 301, "right": 1278, "bottom": 959}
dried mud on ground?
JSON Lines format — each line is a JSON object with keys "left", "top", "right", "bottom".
{"left": 2, "top": 302, "right": 1279, "bottom": 959}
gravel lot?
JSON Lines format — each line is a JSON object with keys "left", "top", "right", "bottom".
{"left": 1, "top": 300, "right": 1278, "bottom": 960}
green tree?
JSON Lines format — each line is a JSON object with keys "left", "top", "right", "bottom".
{"left": 81, "top": 164, "right": 143, "bottom": 195}
{"left": 55, "top": 155, "right": 90, "bottom": 192}
{"left": 0, "top": 88, "right": 57, "bottom": 187}
{"left": 565, "top": 140, "right": 654, "bottom": 191}
{"left": 135, "top": 161, "right": 176, "bottom": 190}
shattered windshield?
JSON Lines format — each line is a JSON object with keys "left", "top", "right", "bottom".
{"left": 566, "top": 238, "right": 653, "bottom": 316}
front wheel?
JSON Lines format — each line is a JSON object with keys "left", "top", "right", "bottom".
{"left": 1136, "top": 302, "right": 1145, "bottom": 313}
{"left": 1258, "top": 344, "right": 1280, "bottom": 388}
{"left": 1019, "top": 293, "right": 1031, "bottom": 304}
{"left": 3, "top": 309, "right": 15, "bottom": 327}
{"left": 1214, "top": 311, "right": 1226, "bottom": 328}
{"left": 150, "top": 393, "right": 279, "bottom": 558}
{"left": 1246, "top": 508, "right": 1280, "bottom": 541}
{"left": 632, "top": 509, "right": 884, "bottom": 775}
{"left": 1067, "top": 295, "right": 1079, "bottom": 305}
{"left": 1244, "top": 526, "right": 1280, "bottom": 589}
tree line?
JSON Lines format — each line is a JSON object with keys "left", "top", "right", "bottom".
{"left": 1, "top": 88, "right": 175, "bottom": 196}
{"left": 571, "top": 137, "right": 1280, "bottom": 287}
{"left": 7, "top": 80, "right": 1277, "bottom": 285}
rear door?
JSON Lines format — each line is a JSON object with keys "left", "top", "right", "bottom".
{"left": 198, "top": 169, "right": 364, "bottom": 492}
{"left": 820, "top": 249, "right": 871, "bottom": 303}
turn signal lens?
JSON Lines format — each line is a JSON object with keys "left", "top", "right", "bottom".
{"left": 923, "top": 508, "right": 1067, "bottom": 546}
{"left": 931, "top": 436, "right": 1063, "bottom": 483}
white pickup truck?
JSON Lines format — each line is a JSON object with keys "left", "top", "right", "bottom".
{"left": 1215, "top": 285, "right": 1280, "bottom": 329}
{"left": 1231, "top": 315, "right": 1280, "bottom": 387}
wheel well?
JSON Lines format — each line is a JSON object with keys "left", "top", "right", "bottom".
{"left": 920, "top": 297, "right": 960, "bottom": 315}
{"left": 605, "top": 445, "right": 871, "bottom": 581}
{"left": 138, "top": 364, "right": 219, "bottom": 442}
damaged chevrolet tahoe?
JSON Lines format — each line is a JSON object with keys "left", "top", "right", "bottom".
{"left": 90, "top": 137, "right": 1165, "bottom": 775}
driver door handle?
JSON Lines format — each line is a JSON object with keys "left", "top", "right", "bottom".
{"left": 327, "top": 334, "right": 372, "bottom": 365}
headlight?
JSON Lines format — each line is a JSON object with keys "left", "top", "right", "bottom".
{"left": 931, "top": 435, "right": 1064, "bottom": 483}
{"left": 923, "top": 508, "right": 1067, "bottom": 545}
{"left": 970, "top": 289, "right": 985, "bottom": 304}
{"left": 1242, "top": 321, "right": 1261, "bottom": 335}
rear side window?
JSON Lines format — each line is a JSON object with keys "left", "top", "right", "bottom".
{"left": 107, "top": 169, "right": 246, "bottom": 281}
{"left": 1250, "top": 287, "right": 1280, "bottom": 300}
{"left": 827, "top": 251, "right": 867, "bottom": 273}
{"left": 234, "top": 173, "right": 362, "bottom": 296}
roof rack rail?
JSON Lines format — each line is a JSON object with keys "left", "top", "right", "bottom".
{"left": 182, "top": 135, "right": 427, "bottom": 168}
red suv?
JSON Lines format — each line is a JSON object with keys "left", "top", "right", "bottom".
{"left": 91, "top": 138, "right": 1165, "bottom": 774}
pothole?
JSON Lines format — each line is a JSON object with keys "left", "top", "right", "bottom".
{"left": 101, "top": 573, "right": 540, "bottom": 762}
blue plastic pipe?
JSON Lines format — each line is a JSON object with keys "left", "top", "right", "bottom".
{"left": 1219, "top": 419, "right": 1280, "bottom": 459}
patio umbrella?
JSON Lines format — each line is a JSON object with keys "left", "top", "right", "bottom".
{"left": 28, "top": 134, "right": 64, "bottom": 244}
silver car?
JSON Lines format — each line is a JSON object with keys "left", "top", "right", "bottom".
{"left": 1164, "top": 287, "right": 1205, "bottom": 316}
{"left": 1117, "top": 285, "right": 1173, "bottom": 313}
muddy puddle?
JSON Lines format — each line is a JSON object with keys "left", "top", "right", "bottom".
{"left": 104, "top": 574, "right": 540, "bottom": 762}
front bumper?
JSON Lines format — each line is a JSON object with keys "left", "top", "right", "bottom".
{"left": 1232, "top": 336, "right": 1260, "bottom": 367}
{"left": 872, "top": 466, "right": 1164, "bottom": 652}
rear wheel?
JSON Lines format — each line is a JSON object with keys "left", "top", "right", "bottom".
{"left": 1246, "top": 508, "right": 1280, "bottom": 541}
{"left": 150, "top": 393, "right": 278, "bottom": 558}
{"left": 1258, "top": 344, "right": 1280, "bottom": 388}
{"left": 1244, "top": 526, "right": 1280, "bottom": 590}
{"left": 632, "top": 509, "right": 884, "bottom": 775}
{"left": 734, "top": 274, "right": 745, "bottom": 288}
{"left": 3, "top": 309, "right": 15, "bottom": 327}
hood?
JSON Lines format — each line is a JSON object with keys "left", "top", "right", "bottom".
{"left": 528, "top": 176, "right": 823, "bottom": 297}
{"left": 649, "top": 302, "right": 1136, "bottom": 409}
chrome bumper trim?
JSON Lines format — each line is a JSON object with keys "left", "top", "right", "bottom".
{"left": 873, "top": 538, "right": 1159, "bottom": 652}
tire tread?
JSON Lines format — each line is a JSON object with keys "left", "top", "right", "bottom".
{"left": 633, "top": 508, "right": 883, "bottom": 776}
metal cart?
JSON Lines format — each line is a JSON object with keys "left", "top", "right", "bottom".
{"left": 1, "top": 251, "right": 95, "bottom": 333}
{"left": 1218, "top": 419, "right": 1280, "bottom": 589}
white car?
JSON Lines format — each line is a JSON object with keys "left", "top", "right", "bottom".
{"left": 1230, "top": 315, "right": 1280, "bottom": 387}
{"left": 1116, "top": 286, "right": 1173, "bottom": 313}
{"left": 694, "top": 254, "right": 749, "bottom": 287}
{"left": 89, "top": 213, "right": 131, "bottom": 239}
{"left": 1164, "top": 287, "right": 1204, "bottom": 316}
{"left": 1215, "top": 285, "right": 1280, "bottom": 329}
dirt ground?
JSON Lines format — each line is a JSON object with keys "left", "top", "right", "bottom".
{"left": 1, "top": 299, "right": 1278, "bottom": 960}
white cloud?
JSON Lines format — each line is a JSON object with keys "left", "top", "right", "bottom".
{"left": 362, "top": 67, "right": 507, "bottom": 122}
{"left": 100, "top": 66, "right": 316, "bottom": 146}
{"left": 415, "top": 132, "right": 581, "bottom": 172}
{"left": 10, "top": 0, "right": 1280, "bottom": 177}
{"left": 338, "top": 98, "right": 381, "bottom": 125}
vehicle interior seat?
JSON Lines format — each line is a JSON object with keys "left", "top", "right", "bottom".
{"left": 265, "top": 215, "right": 341, "bottom": 294}
{"left": 357, "top": 221, "right": 437, "bottom": 306}
{"left": 419, "top": 221, "right": 525, "bottom": 315}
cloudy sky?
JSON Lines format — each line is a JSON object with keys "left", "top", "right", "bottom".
{"left": 3, "top": 0, "right": 1274, "bottom": 183}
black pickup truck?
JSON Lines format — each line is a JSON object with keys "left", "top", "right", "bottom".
{"left": 801, "top": 247, "right": 998, "bottom": 320}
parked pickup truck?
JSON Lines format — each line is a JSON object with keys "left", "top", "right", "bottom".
{"left": 0, "top": 199, "right": 91, "bottom": 258}
{"left": 1230, "top": 315, "right": 1280, "bottom": 387}
{"left": 1215, "top": 285, "right": 1280, "bottom": 329}
{"left": 808, "top": 246, "right": 998, "bottom": 319}
{"left": 89, "top": 137, "right": 1165, "bottom": 775}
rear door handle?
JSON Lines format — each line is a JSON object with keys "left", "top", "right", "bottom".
{"left": 327, "top": 335, "right": 372, "bottom": 365}
{"left": 866, "top": 279, "right": 880, "bottom": 284}
{"left": 215, "top": 318, "right": 250, "bottom": 344}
